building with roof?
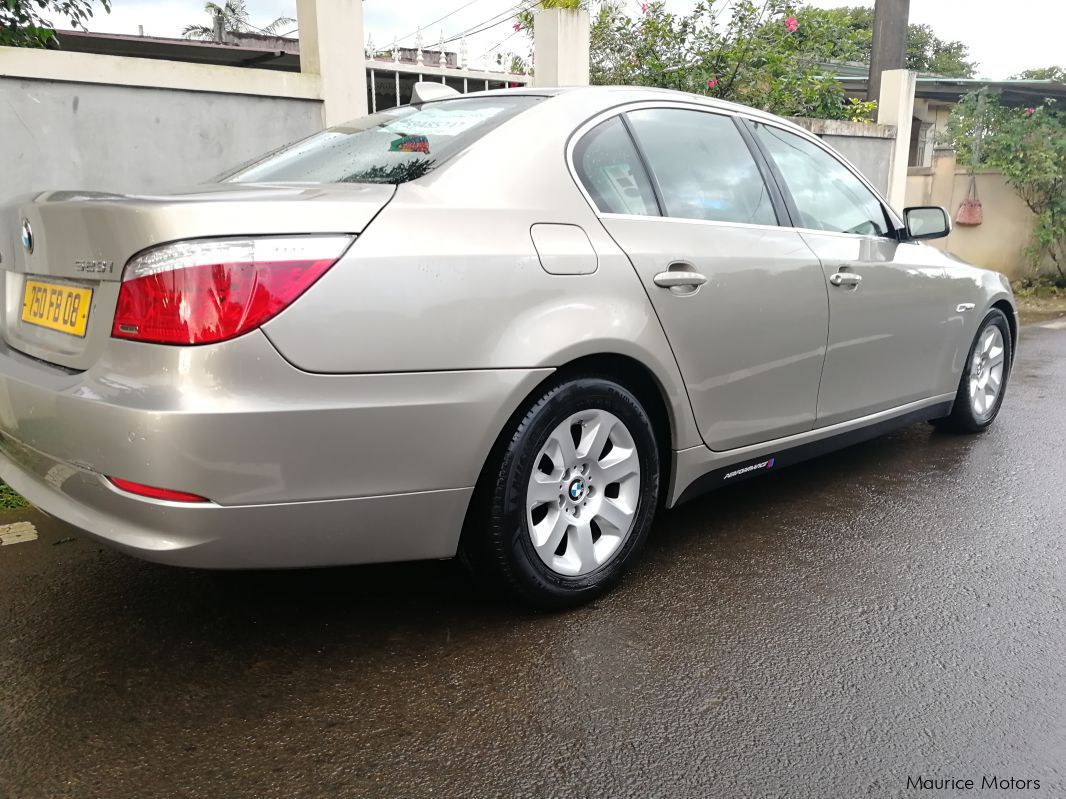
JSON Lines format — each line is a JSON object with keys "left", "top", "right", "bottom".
{"left": 826, "top": 62, "right": 1066, "bottom": 167}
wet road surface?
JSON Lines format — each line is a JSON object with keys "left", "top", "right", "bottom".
{"left": 2, "top": 324, "right": 1064, "bottom": 798}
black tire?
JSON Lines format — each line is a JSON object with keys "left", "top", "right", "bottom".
{"left": 463, "top": 376, "right": 661, "bottom": 610}
{"left": 932, "top": 308, "right": 1012, "bottom": 433}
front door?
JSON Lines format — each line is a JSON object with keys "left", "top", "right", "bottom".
{"left": 572, "top": 107, "right": 829, "bottom": 451}
{"left": 748, "top": 120, "right": 954, "bottom": 427}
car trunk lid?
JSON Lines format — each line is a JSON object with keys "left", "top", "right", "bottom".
{"left": 0, "top": 183, "right": 394, "bottom": 371}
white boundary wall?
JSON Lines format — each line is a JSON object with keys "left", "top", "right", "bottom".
{"left": 0, "top": 47, "right": 325, "bottom": 199}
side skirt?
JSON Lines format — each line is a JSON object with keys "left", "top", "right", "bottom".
{"left": 674, "top": 400, "right": 953, "bottom": 506}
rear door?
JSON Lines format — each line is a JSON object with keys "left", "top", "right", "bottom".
{"left": 573, "top": 105, "right": 829, "bottom": 451}
{"left": 747, "top": 120, "right": 954, "bottom": 427}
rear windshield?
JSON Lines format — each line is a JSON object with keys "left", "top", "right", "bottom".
{"left": 224, "top": 96, "right": 540, "bottom": 185}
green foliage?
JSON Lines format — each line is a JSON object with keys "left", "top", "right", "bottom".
{"left": 1, "top": 0, "right": 110, "bottom": 48}
{"left": 585, "top": 1, "right": 854, "bottom": 119}
{"left": 941, "top": 91, "right": 1012, "bottom": 167}
{"left": 794, "top": 5, "right": 975, "bottom": 77}
{"left": 906, "top": 22, "right": 975, "bottom": 78}
{"left": 1012, "top": 66, "right": 1066, "bottom": 82}
{"left": 0, "top": 482, "right": 27, "bottom": 509}
{"left": 516, "top": 0, "right": 583, "bottom": 33}
{"left": 183, "top": 0, "right": 295, "bottom": 40}
{"left": 517, "top": 1, "right": 971, "bottom": 116}
{"left": 947, "top": 93, "right": 1066, "bottom": 277}
{"left": 1012, "top": 275, "right": 1066, "bottom": 297}
{"left": 843, "top": 97, "right": 878, "bottom": 123}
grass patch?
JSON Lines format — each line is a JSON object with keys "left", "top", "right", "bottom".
{"left": 1012, "top": 276, "right": 1066, "bottom": 324}
{"left": 0, "top": 482, "right": 28, "bottom": 509}
{"left": 1012, "top": 275, "right": 1066, "bottom": 299}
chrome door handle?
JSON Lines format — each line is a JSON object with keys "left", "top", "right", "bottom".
{"left": 653, "top": 270, "right": 708, "bottom": 289}
{"left": 829, "top": 272, "right": 863, "bottom": 287}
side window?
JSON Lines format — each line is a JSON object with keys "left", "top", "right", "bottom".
{"left": 573, "top": 116, "right": 659, "bottom": 216}
{"left": 752, "top": 123, "right": 891, "bottom": 237}
{"left": 626, "top": 108, "right": 777, "bottom": 226}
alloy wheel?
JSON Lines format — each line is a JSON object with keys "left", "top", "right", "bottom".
{"left": 525, "top": 409, "right": 642, "bottom": 577}
{"left": 968, "top": 325, "right": 1006, "bottom": 419}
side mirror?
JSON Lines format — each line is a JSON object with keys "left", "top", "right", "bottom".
{"left": 902, "top": 206, "right": 951, "bottom": 241}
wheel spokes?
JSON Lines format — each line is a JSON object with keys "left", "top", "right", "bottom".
{"left": 597, "top": 445, "right": 639, "bottom": 484}
{"left": 969, "top": 325, "right": 1006, "bottom": 418}
{"left": 577, "top": 412, "right": 614, "bottom": 462}
{"left": 532, "top": 507, "right": 568, "bottom": 554}
{"left": 525, "top": 408, "right": 642, "bottom": 578}
{"left": 528, "top": 473, "right": 562, "bottom": 505}
{"left": 594, "top": 497, "right": 633, "bottom": 535}
{"left": 544, "top": 426, "right": 577, "bottom": 471}
{"left": 569, "top": 522, "right": 597, "bottom": 571}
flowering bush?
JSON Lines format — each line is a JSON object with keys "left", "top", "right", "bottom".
{"left": 582, "top": 0, "right": 863, "bottom": 119}
{"left": 1, "top": 0, "right": 110, "bottom": 47}
{"left": 947, "top": 92, "right": 1066, "bottom": 277}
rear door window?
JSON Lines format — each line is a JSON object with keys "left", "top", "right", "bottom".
{"left": 225, "top": 96, "right": 540, "bottom": 185}
{"left": 626, "top": 108, "right": 778, "bottom": 226}
{"left": 572, "top": 116, "right": 659, "bottom": 216}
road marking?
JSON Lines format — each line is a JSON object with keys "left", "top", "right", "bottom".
{"left": 0, "top": 521, "right": 38, "bottom": 546}
{"left": 1039, "top": 319, "right": 1066, "bottom": 330}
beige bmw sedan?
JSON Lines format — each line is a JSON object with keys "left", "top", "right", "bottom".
{"left": 0, "top": 86, "right": 1016, "bottom": 607}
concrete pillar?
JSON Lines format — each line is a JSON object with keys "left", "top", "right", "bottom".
{"left": 925, "top": 147, "right": 958, "bottom": 251}
{"left": 877, "top": 68, "right": 916, "bottom": 211}
{"left": 532, "top": 8, "right": 590, "bottom": 87}
{"left": 297, "top": 0, "right": 368, "bottom": 127}
{"left": 867, "top": 0, "right": 910, "bottom": 103}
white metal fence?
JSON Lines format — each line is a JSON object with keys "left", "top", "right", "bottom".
{"left": 365, "top": 57, "right": 531, "bottom": 112}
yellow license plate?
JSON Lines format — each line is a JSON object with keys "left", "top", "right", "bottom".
{"left": 21, "top": 280, "right": 93, "bottom": 337}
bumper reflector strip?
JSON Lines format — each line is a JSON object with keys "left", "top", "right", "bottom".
{"left": 108, "top": 477, "right": 209, "bottom": 503}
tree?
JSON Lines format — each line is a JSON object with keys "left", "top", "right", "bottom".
{"left": 946, "top": 93, "right": 1066, "bottom": 277}
{"left": 516, "top": 0, "right": 583, "bottom": 32}
{"left": 1013, "top": 66, "right": 1066, "bottom": 82}
{"left": 584, "top": 1, "right": 858, "bottom": 120}
{"left": 182, "top": 1, "right": 295, "bottom": 41}
{"left": 1, "top": 0, "right": 111, "bottom": 48}
{"left": 794, "top": 5, "right": 975, "bottom": 77}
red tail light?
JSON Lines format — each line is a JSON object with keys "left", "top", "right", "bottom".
{"left": 112, "top": 236, "right": 353, "bottom": 345}
{"left": 108, "top": 477, "right": 209, "bottom": 503}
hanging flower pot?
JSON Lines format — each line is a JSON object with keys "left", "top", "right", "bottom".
{"left": 956, "top": 175, "right": 983, "bottom": 226}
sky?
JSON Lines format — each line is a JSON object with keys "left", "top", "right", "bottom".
{"left": 75, "top": 0, "right": 1062, "bottom": 80}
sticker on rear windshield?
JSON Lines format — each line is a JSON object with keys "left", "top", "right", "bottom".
{"left": 389, "top": 135, "right": 431, "bottom": 154}
{"left": 381, "top": 106, "right": 504, "bottom": 137}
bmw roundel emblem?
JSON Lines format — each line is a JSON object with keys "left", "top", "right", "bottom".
{"left": 20, "top": 219, "right": 33, "bottom": 254}
{"left": 569, "top": 479, "right": 585, "bottom": 500}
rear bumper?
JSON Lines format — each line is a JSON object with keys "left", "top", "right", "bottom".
{"left": 0, "top": 448, "right": 473, "bottom": 568}
{"left": 0, "top": 333, "right": 550, "bottom": 567}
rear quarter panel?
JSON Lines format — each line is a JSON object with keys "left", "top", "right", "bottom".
{"left": 261, "top": 93, "right": 703, "bottom": 450}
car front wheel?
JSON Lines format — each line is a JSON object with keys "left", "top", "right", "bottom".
{"left": 466, "top": 376, "right": 661, "bottom": 609}
{"left": 933, "top": 308, "right": 1012, "bottom": 433}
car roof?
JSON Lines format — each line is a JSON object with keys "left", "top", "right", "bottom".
{"left": 449, "top": 84, "right": 807, "bottom": 136}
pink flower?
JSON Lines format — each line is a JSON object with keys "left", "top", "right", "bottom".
{"left": 641, "top": 3, "right": 648, "bottom": 12}
{"left": 513, "top": 22, "right": 522, "bottom": 32}
{"left": 1026, "top": 107, "right": 1035, "bottom": 116}
{"left": 707, "top": 78, "right": 718, "bottom": 89}
{"left": 785, "top": 15, "right": 798, "bottom": 32}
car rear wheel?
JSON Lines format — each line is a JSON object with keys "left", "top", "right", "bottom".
{"left": 465, "top": 377, "right": 660, "bottom": 609}
{"left": 933, "top": 308, "right": 1012, "bottom": 433}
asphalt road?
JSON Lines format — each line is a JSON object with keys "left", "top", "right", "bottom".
{"left": 2, "top": 322, "right": 1064, "bottom": 799}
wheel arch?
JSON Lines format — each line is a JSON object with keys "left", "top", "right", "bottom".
{"left": 990, "top": 299, "right": 1018, "bottom": 357}
{"left": 457, "top": 352, "right": 677, "bottom": 558}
